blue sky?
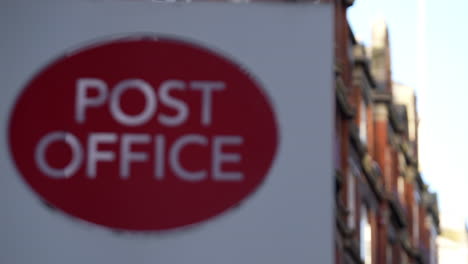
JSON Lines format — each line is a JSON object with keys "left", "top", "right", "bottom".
{"left": 348, "top": 0, "right": 468, "bottom": 223}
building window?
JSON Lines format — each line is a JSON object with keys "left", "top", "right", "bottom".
{"left": 360, "top": 205, "right": 372, "bottom": 264}
{"left": 359, "top": 102, "right": 367, "bottom": 144}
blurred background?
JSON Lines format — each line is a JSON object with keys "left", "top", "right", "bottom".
{"left": 346, "top": 0, "right": 468, "bottom": 263}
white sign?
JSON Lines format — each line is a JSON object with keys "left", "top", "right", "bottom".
{"left": 0, "top": 1, "right": 333, "bottom": 263}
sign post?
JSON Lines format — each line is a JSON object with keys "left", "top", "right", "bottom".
{"left": 1, "top": 2, "right": 333, "bottom": 263}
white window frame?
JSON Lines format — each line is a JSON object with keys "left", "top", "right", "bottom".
{"left": 360, "top": 205, "right": 372, "bottom": 264}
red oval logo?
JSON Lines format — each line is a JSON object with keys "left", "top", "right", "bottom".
{"left": 9, "top": 37, "right": 278, "bottom": 231}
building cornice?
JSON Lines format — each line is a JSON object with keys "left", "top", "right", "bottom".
{"left": 400, "top": 232, "right": 423, "bottom": 263}
{"left": 336, "top": 210, "right": 354, "bottom": 238}
{"left": 386, "top": 191, "right": 407, "bottom": 228}
{"left": 353, "top": 44, "right": 377, "bottom": 89}
{"left": 349, "top": 122, "right": 367, "bottom": 158}
{"left": 389, "top": 105, "right": 406, "bottom": 133}
{"left": 343, "top": 238, "right": 364, "bottom": 264}
{"left": 423, "top": 191, "right": 441, "bottom": 233}
{"left": 415, "top": 173, "right": 425, "bottom": 192}
{"left": 336, "top": 77, "right": 356, "bottom": 119}
{"left": 400, "top": 141, "right": 418, "bottom": 167}
{"left": 361, "top": 155, "right": 384, "bottom": 202}
{"left": 372, "top": 90, "right": 392, "bottom": 104}
{"left": 335, "top": 184, "right": 355, "bottom": 238}
{"left": 335, "top": 169, "right": 344, "bottom": 193}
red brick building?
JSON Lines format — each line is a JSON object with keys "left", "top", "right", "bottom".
{"left": 332, "top": 1, "right": 440, "bottom": 264}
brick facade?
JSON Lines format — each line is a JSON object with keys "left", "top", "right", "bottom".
{"left": 334, "top": 1, "right": 440, "bottom": 264}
